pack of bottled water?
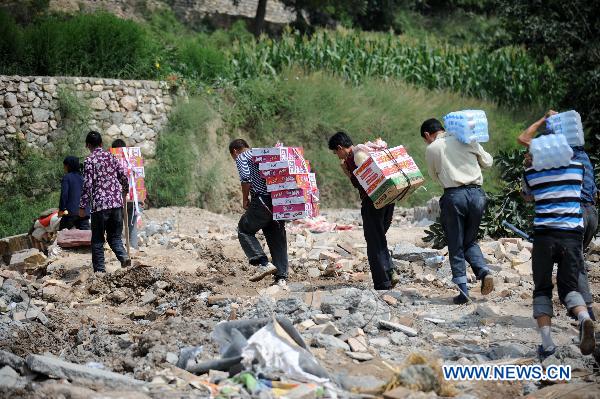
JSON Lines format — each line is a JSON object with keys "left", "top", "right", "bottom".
{"left": 443, "top": 110, "right": 489, "bottom": 144}
{"left": 546, "top": 110, "right": 584, "bottom": 146}
{"left": 530, "top": 133, "right": 573, "bottom": 171}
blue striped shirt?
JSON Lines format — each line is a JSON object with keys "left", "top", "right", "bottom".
{"left": 235, "top": 150, "right": 269, "bottom": 196}
{"left": 523, "top": 161, "right": 584, "bottom": 232}
{"left": 571, "top": 147, "right": 597, "bottom": 205}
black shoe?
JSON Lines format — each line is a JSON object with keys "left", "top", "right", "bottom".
{"left": 121, "top": 258, "right": 131, "bottom": 268}
{"left": 537, "top": 345, "right": 556, "bottom": 361}
{"left": 579, "top": 318, "right": 596, "bottom": 356}
{"left": 388, "top": 269, "right": 400, "bottom": 288}
{"left": 453, "top": 294, "right": 470, "bottom": 305}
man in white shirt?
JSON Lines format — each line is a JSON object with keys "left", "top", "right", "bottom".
{"left": 422, "top": 118, "right": 495, "bottom": 304}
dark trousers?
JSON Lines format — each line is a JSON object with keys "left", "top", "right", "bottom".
{"left": 578, "top": 203, "right": 597, "bottom": 304}
{"left": 238, "top": 195, "right": 288, "bottom": 279}
{"left": 361, "top": 198, "right": 394, "bottom": 290}
{"left": 91, "top": 208, "right": 128, "bottom": 273}
{"left": 583, "top": 203, "right": 598, "bottom": 251}
{"left": 532, "top": 230, "right": 586, "bottom": 318}
{"left": 59, "top": 215, "right": 90, "bottom": 231}
{"left": 440, "top": 186, "right": 489, "bottom": 285}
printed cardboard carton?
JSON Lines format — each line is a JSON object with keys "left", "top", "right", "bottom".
{"left": 266, "top": 173, "right": 316, "bottom": 192}
{"left": 258, "top": 158, "right": 310, "bottom": 178}
{"left": 251, "top": 147, "right": 304, "bottom": 163}
{"left": 271, "top": 188, "right": 320, "bottom": 206}
{"left": 273, "top": 202, "right": 319, "bottom": 220}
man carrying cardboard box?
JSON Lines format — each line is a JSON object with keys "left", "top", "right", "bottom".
{"left": 421, "top": 118, "right": 494, "bottom": 304}
{"left": 229, "top": 139, "right": 289, "bottom": 289}
{"left": 328, "top": 131, "right": 399, "bottom": 290}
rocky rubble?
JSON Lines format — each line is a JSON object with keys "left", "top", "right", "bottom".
{"left": 0, "top": 206, "right": 598, "bottom": 398}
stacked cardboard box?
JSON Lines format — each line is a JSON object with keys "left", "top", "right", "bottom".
{"left": 109, "top": 146, "right": 146, "bottom": 202}
{"left": 353, "top": 145, "right": 424, "bottom": 209}
{"left": 251, "top": 146, "right": 319, "bottom": 220}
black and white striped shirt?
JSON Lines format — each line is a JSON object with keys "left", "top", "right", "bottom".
{"left": 235, "top": 150, "right": 269, "bottom": 196}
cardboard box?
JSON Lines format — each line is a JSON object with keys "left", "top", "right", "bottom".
{"left": 266, "top": 173, "right": 316, "bottom": 192}
{"left": 258, "top": 158, "right": 310, "bottom": 178}
{"left": 251, "top": 147, "right": 304, "bottom": 163}
{"left": 271, "top": 188, "right": 319, "bottom": 206}
{"left": 353, "top": 146, "right": 424, "bottom": 209}
{"left": 109, "top": 146, "right": 146, "bottom": 202}
{"left": 273, "top": 202, "right": 319, "bottom": 221}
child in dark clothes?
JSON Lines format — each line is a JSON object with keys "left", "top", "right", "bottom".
{"left": 59, "top": 156, "right": 90, "bottom": 230}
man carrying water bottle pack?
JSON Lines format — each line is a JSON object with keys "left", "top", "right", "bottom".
{"left": 518, "top": 110, "right": 597, "bottom": 321}
{"left": 421, "top": 118, "right": 495, "bottom": 305}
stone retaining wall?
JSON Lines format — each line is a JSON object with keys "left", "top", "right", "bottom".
{"left": 0, "top": 75, "right": 175, "bottom": 181}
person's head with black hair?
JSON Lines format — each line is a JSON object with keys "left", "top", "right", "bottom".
{"left": 420, "top": 118, "right": 445, "bottom": 145}
{"left": 328, "top": 131, "right": 354, "bottom": 160}
{"left": 229, "top": 138, "right": 250, "bottom": 159}
{"left": 85, "top": 131, "right": 103, "bottom": 151}
{"left": 111, "top": 138, "right": 127, "bottom": 148}
{"left": 63, "top": 156, "right": 81, "bottom": 174}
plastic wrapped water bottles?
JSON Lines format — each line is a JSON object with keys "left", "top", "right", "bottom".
{"left": 546, "top": 110, "right": 584, "bottom": 146}
{"left": 443, "top": 110, "right": 489, "bottom": 144}
{"left": 530, "top": 134, "right": 573, "bottom": 171}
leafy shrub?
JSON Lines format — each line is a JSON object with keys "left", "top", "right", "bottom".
{"left": 176, "top": 39, "right": 231, "bottom": 83}
{"left": 1, "top": 12, "right": 158, "bottom": 79}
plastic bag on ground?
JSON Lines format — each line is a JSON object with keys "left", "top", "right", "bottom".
{"left": 242, "top": 318, "right": 330, "bottom": 384}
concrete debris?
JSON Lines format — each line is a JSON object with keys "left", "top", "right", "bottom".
{"left": 346, "top": 352, "right": 373, "bottom": 362}
{"left": 26, "top": 354, "right": 146, "bottom": 388}
{"left": 311, "top": 334, "right": 350, "bottom": 351}
{"left": 378, "top": 320, "right": 418, "bottom": 337}
{"left": 392, "top": 243, "right": 438, "bottom": 262}
{"left": 8, "top": 248, "right": 47, "bottom": 274}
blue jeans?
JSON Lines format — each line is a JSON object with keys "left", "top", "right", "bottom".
{"left": 440, "top": 186, "right": 489, "bottom": 285}
{"left": 238, "top": 195, "right": 288, "bottom": 279}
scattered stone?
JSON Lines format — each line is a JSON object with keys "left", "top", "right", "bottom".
{"left": 107, "top": 289, "right": 128, "bottom": 304}
{"left": 382, "top": 294, "right": 398, "bottom": 306}
{"left": 130, "top": 310, "right": 146, "bottom": 320}
{"left": 298, "top": 319, "right": 316, "bottom": 330}
{"left": 384, "top": 386, "right": 437, "bottom": 399}
{"left": 8, "top": 248, "right": 47, "bottom": 274}
{"left": 347, "top": 336, "right": 369, "bottom": 352}
{"left": 320, "top": 251, "right": 342, "bottom": 262}
{"left": 26, "top": 354, "right": 145, "bottom": 388}
{"left": 284, "top": 384, "right": 320, "bottom": 399}
{"left": 0, "top": 350, "right": 26, "bottom": 374}
{"left": 346, "top": 352, "right": 373, "bottom": 362}
{"left": 0, "top": 366, "right": 21, "bottom": 389}
{"left": 338, "top": 374, "right": 385, "bottom": 392}
{"left": 165, "top": 352, "right": 178, "bottom": 365}
{"left": 308, "top": 321, "right": 341, "bottom": 336}
{"left": 392, "top": 243, "right": 438, "bottom": 262}
{"left": 430, "top": 332, "right": 447, "bottom": 342}
{"left": 312, "top": 314, "right": 333, "bottom": 325}
{"left": 488, "top": 343, "right": 534, "bottom": 360}
{"left": 207, "top": 295, "right": 233, "bottom": 306}
{"left": 140, "top": 292, "right": 157, "bottom": 306}
{"left": 475, "top": 304, "right": 501, "bottom": 319}
{"left": 312, "top": 334, "right": 350, "bottom": 351}
{"left": 307, "top": 267, "right": 321, "bottom": 278}
{"left": 390, "top": 332, "right": 408, "bottom": 345}
{"left": 397, "top": 364, "right": 441, "bottom": 395}
{"left": 379, "top": 320, "right": 418, "bottom": 337}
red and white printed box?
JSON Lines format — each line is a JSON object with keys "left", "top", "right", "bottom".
{"left": 273, "top": 202, "right": 319, "bottom": 221}
{"left": 266, "top": 173, "right": 316, "bottom": 192}
{"left": 258, "top": 158, "right": 310, "bottom": 178}
{"left": 251, "top": 147, "right": 304, "bottom": 163}
{"left": 271, "top": 188, "right": 319, "bottom": 206}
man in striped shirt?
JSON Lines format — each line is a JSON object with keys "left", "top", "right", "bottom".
{"left": 520, "top": 123, "right": 595, "bottom": 359}
{"left": 229, "top": 139, "right": 289, "bottom": 288}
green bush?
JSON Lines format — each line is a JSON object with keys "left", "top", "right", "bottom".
{"left": 0, "top": 11, "right": 23, "bottom": 74}
{"left": 146, "top": 97, "right": 215, "bottom": 207}
{"left": 0, "top": 12, "right": 158, "bottom": 79}
{"left": 176, "top": 39, "right": 231, "bottom": 83}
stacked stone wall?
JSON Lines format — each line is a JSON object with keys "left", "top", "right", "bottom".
{"left": 0, "top": 75, "right": 175, "bottom": 181}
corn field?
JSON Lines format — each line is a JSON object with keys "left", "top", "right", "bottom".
{"left": 231, "top": 30, "right": 562, "bottom": 107}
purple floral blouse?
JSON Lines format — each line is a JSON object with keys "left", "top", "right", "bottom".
{"left": 80, "top": 147, "right": 129, "bottom": 213}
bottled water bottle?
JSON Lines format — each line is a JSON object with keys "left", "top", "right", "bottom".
{"left": 546, "top": 110, "right": 584, "bottom": 146}
{"left": 530, "top": 134, "right": 573, "bottom": 171}
{"left": 443, "top": 110, "right": 489, "bottom": 144}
